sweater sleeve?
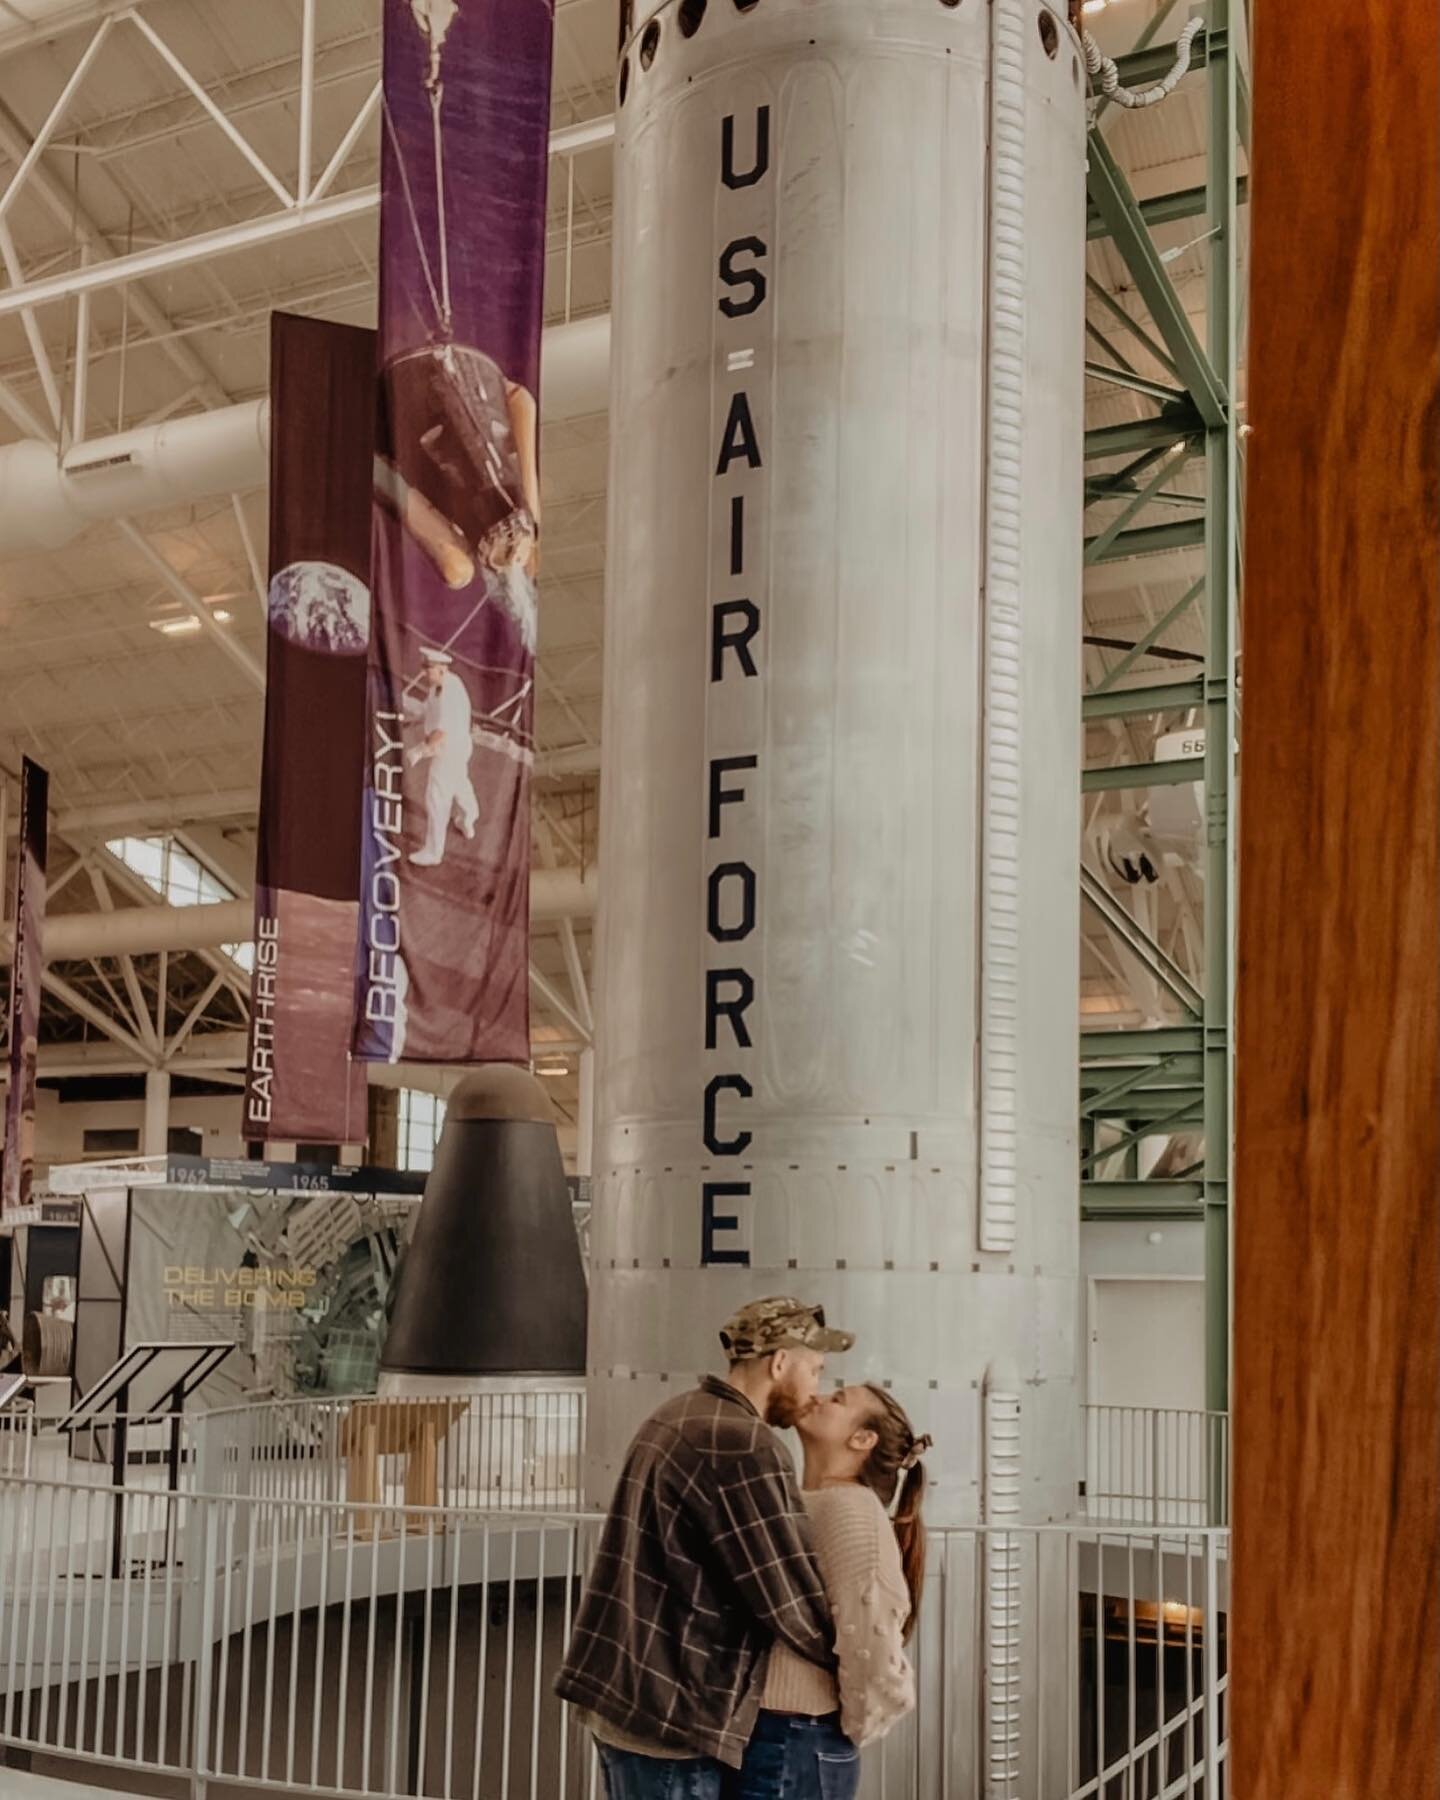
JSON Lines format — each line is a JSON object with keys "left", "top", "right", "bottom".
{"left": 828, "top": 1494, "right": 916, "bottom": 1748}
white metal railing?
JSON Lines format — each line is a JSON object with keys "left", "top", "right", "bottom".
{"left": 24, "top": 1388, "right": 1228, "bottom": 1533}
{"left": 33, "top": 1389, "right": 586, "bottom": 1522}
{"left": 190, "top": 1390, "right": 587, "bottom": 1516}
{"left": 1084, "top": 1406, "right": 1230, "bottom": 1528}
{"left": 0, "top": 1462, "right": 1229, "bottom": 1800}
{"left": 0, "top": 1403, "right": 34, "bottom": 1478}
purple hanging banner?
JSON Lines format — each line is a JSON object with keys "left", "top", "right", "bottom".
{"left": 354, "top": 0, "right": 553, "bottom": 1065}
{"left": 244, "top": 313, "right": 372, "bottom": 1146}
{"left": 3, "top": 758, "right": 48, "bottom": 1215}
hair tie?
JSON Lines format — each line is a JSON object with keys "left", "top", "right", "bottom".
{"left": 899, "top": 1434, "right": 933, "bottom": 1473}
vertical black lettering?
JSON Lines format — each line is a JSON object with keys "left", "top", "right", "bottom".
{"left": 702, "top": 1184, "right": 752, "bottom": 1267}
{"left": 706, "top": 969, "right": 755, "bottom": 1049}
{"left": 718, "top": 237, "right": 768, "bottom": 318}
{"left": 730, "top": 495, "right": 745, "bottom": 575}
{"left": 704, "top": 1075, "right": 754, "bottom": 1155}
{"left": 711, "top": 601, "right": 760, "bottom": 681}
{"left": 716, "top": 392, "right": 763, "bottom": 475}
{"left": 709, "top": 756, "right": 757, "bottom": 837}
{"left": 721, "top": 107, "right": 771, "bottom": 190}
{"left": 707, "top": 863, "right": 757, "bottom": 941}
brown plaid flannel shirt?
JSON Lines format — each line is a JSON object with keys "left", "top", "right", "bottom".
{"left": 555, "top": 1377, "right": 835, "bottom": 1767}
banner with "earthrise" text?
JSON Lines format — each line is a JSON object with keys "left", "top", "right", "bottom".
{"left": 244, "top": 313, "right": 371, "bottom": 1146}
{"left": 352, "top": 0, "right": 553, "bottom": 1066}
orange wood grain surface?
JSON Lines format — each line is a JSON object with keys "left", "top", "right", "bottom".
{"left": 1233, "top": 2, "right": 1440, "bottom": 1795}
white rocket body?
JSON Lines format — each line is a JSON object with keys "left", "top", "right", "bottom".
{"left": 590, "top": 0, "right": 1086, "bottom": 1532}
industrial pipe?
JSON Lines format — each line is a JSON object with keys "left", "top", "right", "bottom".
{"left": 0, "top": 312, "right": 612, "bottom": 560}
{"left": 0, "top": 865, "right": 598, "bottom": 964}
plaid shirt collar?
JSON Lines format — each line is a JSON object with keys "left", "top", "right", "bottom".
{"left": 699, "top": 1373, "right": 759, "bottom": 1417}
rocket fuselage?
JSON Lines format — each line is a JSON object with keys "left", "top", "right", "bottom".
{"left": 590, "top": 0, "right": 1086, "bottom": 1527}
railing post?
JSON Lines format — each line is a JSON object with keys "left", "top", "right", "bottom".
{"left": 1151, "top": 1409, "right": 1162, "bottom": 1526}
{"left": 188, "top": 1497, "right": 219, "bottom": 1800}
{"left": 1203, "top": 1532, "right": 1221, "bottom": 1790}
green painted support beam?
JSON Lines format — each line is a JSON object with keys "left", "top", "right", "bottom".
{"left": 1202, "top": 0, "right": 1240, "bottom": 1466}
{"left": 1081, "top": 1181, "right": 1205, "bottom": 1221}
{"left": 1083, "top": 756, "right": 1204, "bottom": 793}
{"left": 1084, "top": 447, "right": 1192, "bottom": 565}
{"left": 1083, "top": 679, "right": 1205, "bottom": 721}
{"left": 1083, "top": 1027, "right": 1203, "bottom": 1060}
{"left": 1083, "top": 518, "right": 1206, "bottom": 563}
{"left": 1081, "top": 1060, "right": 1204, "bottom": 1087}
{"left": 1083, "top": 1095, "right": 1205, "bottom": 1122}
{"left": 1087, "top": 132, "right": 1230, "bottom": 430}
{"left": 1088, "top": 577, "right": 1205, "bottom": 694}
{"left": 1086, "top": 176, "right": 1250, "bottom": 241}
{"left": 1112, "top": 29, "right": 1228, "bottom": 88}
{"left": 1086, "top": 408, "right": 1203, "bottom": 462}
{"left": 1085, "top": 362, "right": 1190, "bottom": 407}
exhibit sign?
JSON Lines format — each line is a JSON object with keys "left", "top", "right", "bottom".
{"left": 244, "top": 313, "right": 372, "bottom": 1145}
{"left": 353, "top": 0, "right": 554, "bottom": 1065}
{"left": 126, "top": 1184, "right": 422, "bottom": 1403}
{"left": 3, "top": 757, "right": 48, "bottom": 1215}
{"left": 163, "top": 1153, "right": 426, "bottom": 1196}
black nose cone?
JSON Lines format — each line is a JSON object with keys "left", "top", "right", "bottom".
{"left": 381, "top": 1065, "right": 587, "bottom": 1377}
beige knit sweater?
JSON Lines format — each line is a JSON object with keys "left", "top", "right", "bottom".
{"left": 764, "top": 1484, "right": 916, "bottom": 1748}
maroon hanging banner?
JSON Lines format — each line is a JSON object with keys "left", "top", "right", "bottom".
{"left": 244, "top": 313, "right": 372, "bottom": 1145}
{"left": 352, "top": 0, "right": 553, "bottom": 1065}
{"left": 3, "top": 758, "right": 48, "bottom": 1215}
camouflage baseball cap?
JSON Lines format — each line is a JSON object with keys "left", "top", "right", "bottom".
{"left": 719, "top": 1296, "right": 855, "bottom": 1362}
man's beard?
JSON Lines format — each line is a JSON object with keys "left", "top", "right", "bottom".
{"left": 766, "top": 1387, "right": 808, "bottom": 1431}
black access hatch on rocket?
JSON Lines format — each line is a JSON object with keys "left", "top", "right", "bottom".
{"left": 380, "top": 1065, "right": 586, "bottom": 1378}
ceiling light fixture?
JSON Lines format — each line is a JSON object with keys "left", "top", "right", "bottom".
{"left": 151, "top": 616, "right": 202, "bottom": 637}
{"left": 535, "top": 1061, "right": 570, "bottom": 1078}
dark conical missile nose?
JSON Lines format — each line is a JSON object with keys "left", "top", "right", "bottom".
{"left": 380, "top": 1064, "right": 587, "bottom": 1378}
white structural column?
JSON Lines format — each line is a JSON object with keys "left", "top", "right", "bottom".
{"left": 143, "top": 1067, "right": 170, "bottom": 1158}
{"left": 589, "top": 0, "right": 1084, "bottom": 1550}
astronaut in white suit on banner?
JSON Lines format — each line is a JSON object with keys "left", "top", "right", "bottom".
{"left": 407, "top": 646, "right": 478, "bottom": 867}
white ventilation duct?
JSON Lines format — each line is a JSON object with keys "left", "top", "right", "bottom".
{"left": 0, "top": 404, "right": 272, "bottom": 556}
{"left": 0, "top": 311, "right": 612, "bottom": 559}
{"left": 0, "top": 865, "right": 599, "bottom": 964}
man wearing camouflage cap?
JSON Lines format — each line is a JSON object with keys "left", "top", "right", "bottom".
{"left": 556, "top": 1298, "right": 855, "bottom": 1796}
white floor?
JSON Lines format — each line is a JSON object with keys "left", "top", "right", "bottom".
{"left": 0, "top": 1771, "right": 167, "bottom": 1800}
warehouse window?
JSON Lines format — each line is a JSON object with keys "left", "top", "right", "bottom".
{"left": 105, "top": 835, "right": 255, "bottom": 973}
{"left": 397, "top": 1090, "right": 447, "bottom": 1173}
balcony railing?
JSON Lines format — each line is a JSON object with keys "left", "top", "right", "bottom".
{"left": 16, "top": 1393, "right": 1230, "bottom": 1530}
{"left": 0, "top": 1464, "right": 1229, "bottom": 1800}
{"left": 1084, "top": 1405, "right": 1230, "bottom": 1528}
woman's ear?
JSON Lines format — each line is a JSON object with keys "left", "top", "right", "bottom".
{"left": 849, "top": 1426, "right": 879, "bottom": 1457}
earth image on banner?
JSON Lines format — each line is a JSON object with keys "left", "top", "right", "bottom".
{"left": 268, "top": 561, "right": 371, "bottom": 655}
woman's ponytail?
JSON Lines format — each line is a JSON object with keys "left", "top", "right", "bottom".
{"left": 857, "top": 1386, "right": 932, "bottom": 1641}
{"left": 890, "top": 1457, "right": 928, "bottom": 1642}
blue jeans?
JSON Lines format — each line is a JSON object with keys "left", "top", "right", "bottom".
{"left": 596, "top": 1745, "right": 726, "bottom": 1800}
{"left": 727, "top": 1712, "right": 861, "bottom": 1800}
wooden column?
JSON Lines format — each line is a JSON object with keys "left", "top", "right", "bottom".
{"left": 1234, "top": 2, "right": 1440, "bottom": 1794}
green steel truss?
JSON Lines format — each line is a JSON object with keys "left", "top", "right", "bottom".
{"left": 1078, "top": 1, "right": 1245, "bottom": 1431}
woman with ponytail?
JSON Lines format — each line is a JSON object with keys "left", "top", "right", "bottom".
{"left": 735, "top": 1388, "right": 932, "bottom": 1800}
